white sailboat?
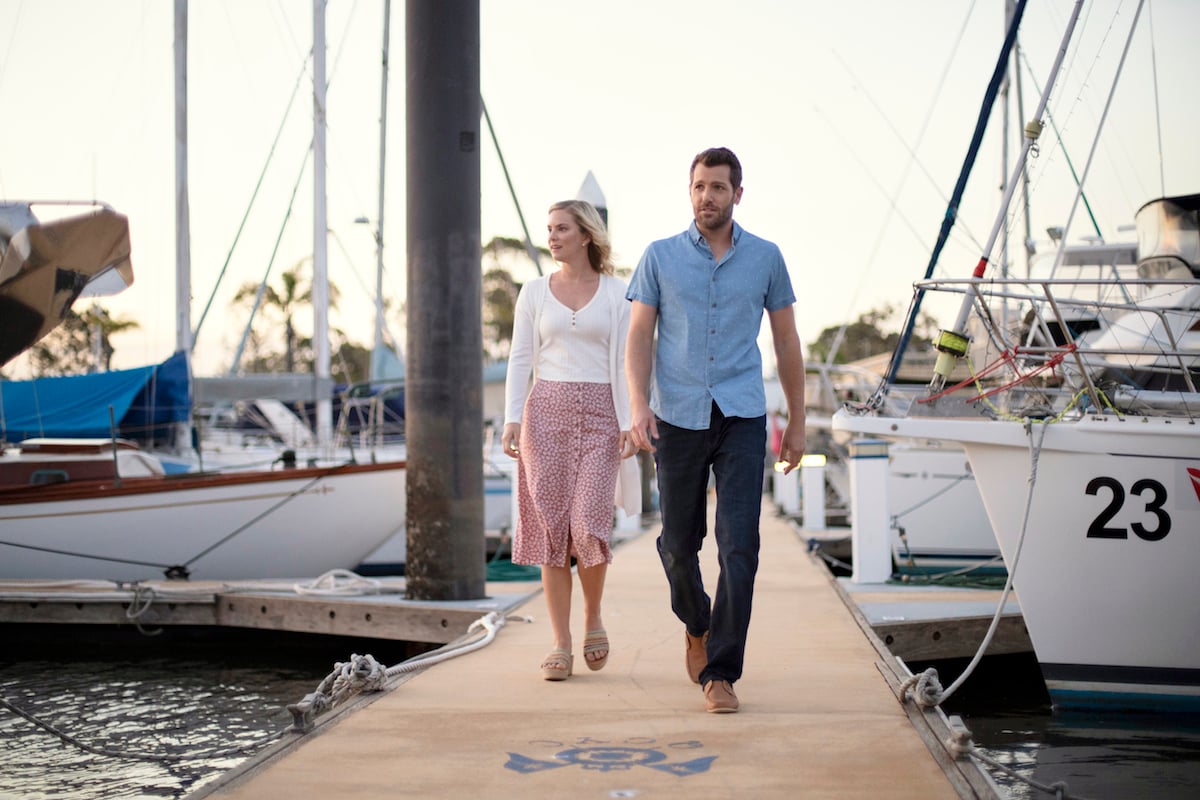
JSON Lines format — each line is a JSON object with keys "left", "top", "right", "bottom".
{"left": 835, "top": 0, "right": 1200, "bottom": 710}
{"left": 0, "top": 4, "right": 408, "bottom": 583}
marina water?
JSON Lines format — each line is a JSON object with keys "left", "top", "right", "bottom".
{"left": 933, "top": 653, "right": 1200, "bottom": 799}
{"left": 2, "top": 640, "right": 1199, "bottom": 798}
{"left": 0, "top": 629, "right": 416, "bottom": 800}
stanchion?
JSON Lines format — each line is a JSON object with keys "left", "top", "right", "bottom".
{"left": 849, "top": 439, "right": 891, "bottom": 583}
{"left": 774, "top": 462, "right": 800, "bottom": 515}
{"left": 801, "top": 454, "right": 826, "bottom": 530}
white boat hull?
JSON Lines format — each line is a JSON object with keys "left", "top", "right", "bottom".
{"left": 354, "top": 468, "right": 513, "bottom": 573}
{"left": 839, "top": 410, "right": 1200, "bottom": 710}
{"left": 886, "top": 440, "right": 1000, "bottom": 575}
{"left": 0, "top": 463, "right": 406, "bottom": 582}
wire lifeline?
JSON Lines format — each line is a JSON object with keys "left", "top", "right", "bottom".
{"left": 180, "top": 465, "right": 354, "bottom": 572}
{"left": 0, "top": 466, "right": 364, "bottom": 579}
{"left": 891, "top": 472, "right": 972, "bottom": 520}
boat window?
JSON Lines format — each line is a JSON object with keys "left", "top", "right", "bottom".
{"left": 30, "top": 469, "right": 70, "bottom": 486}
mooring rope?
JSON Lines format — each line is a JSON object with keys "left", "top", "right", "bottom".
{"left": 942, "top": 717, "right": 1097, "bottom": 799}
{"left": 899, "top": 419, "right": 1047, "bottom": 711}
{"left": 291, "top": 568, "right": 388, "bottom": 596}
{"left": 892, "top": 420, "right": 1101, "bottom": 799}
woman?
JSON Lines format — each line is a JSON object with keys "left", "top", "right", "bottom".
{"left": 501, "top": 199, "right": 638, "bottom": 681}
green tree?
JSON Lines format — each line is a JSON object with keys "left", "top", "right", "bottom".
{"left": 232, "top": 259, "right": 341, "bottom": 373}
{"left": 808, "top": 305, "right": 937, "bottom": 365}
{"left": 25, "top": 304, "right": 140, "bottom": 376}
{"left": 481, "top": 236, "right": 546, "bottom": 360}
{"left": 332, "top": 337, "right": 371, "bottom": 385}
{"left": 482, "top": 266, "right": 520, "bottom": 360}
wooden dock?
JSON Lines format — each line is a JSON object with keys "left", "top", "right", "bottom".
{"left": 0, "top": 497, "right": 1026, "bottom": 797}
{"left": 0, "top": 575, "right": 535, "bottom": 646}
{"left": 839, "top": 579, "right": 1028, "bottom": 662}
{"left": 790, "top": 521, "right": 1030, "bottom": 662}
{"left": 140, "top": 498, "right": 998, "bottom": 799}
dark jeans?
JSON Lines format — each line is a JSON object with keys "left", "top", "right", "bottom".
{"left": 653, "top": 403, "right": 766, "bottom": 685}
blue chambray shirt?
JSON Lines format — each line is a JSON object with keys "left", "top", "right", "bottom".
{"left": 626, "top": 220, "right": 796, "bottom": 430}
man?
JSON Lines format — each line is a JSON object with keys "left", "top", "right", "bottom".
{"left": 625, "top": 146, "right": 806, "bottom": 713}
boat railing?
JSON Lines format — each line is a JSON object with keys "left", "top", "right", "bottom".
{"left": 334, "top": 380, "right": 406, "bottom": 450}
{"left": 908, "top": 276, "right": 1200, "bottom": 412}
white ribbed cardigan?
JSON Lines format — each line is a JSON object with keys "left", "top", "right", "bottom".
{"left": 503, "top": 273, "right": 640, "bottom": 516}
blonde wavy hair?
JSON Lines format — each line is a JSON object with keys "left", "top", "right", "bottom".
{"left": 549, "top": 199, "right": 613, "bottom": 275}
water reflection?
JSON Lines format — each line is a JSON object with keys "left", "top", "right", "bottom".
{"left": 0, "top": 628, "right": 413, "bottom": 800}
{"left": 927, "top": 654, "right": 1200, "bottom": 799}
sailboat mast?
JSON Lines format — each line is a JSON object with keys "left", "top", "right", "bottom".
{"left": 174, "top": 0, "right": 192, "bottom": 356}
{"left": 372, "top": 0, "right": 391, "bottom": 379}
{"left": 312, "top": 0, "right": 333, "bottom": 446}
{"left": 928, "top": 0, "right": 1083, "bottom": 393}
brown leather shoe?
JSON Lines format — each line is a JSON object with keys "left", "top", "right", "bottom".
{"left": 704, "top": 680, "right": 739, "bottom": 713}
{"left": 685, "top": 630, "right": 709, "bottom": 684}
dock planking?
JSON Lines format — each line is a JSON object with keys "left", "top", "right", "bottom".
{"left": 184, "top": 498, "right": 997, "bottom": 799}
{"left": 790, "top": 518, "right": 1031, "bottom": 662}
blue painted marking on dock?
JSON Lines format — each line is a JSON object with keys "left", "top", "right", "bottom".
{"left": 506, "top": 738, "right": 715, "bottom": 776}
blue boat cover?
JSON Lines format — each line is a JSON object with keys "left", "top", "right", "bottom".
{"left": 0, "top": 350, "right": 190, "bottom": 442}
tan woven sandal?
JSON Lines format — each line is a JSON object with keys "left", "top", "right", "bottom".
{"left": 583, "top": 629, "right": 609, "bottom": 671}
{"left": 540, "top": 648, "right": 573, "bottom": 681}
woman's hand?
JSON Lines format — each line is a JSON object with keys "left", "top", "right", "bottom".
{"left": 500, "top": 423, "right": 521, "bottom": 459}
{"left": 618, "top": 430, "right": 638, "bottom": 459}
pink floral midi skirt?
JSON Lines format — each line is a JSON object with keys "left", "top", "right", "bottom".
{"left": 513, "top": 380, "right": 619, "bottom": 568}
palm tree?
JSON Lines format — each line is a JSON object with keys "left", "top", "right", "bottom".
{"left": 233, "top": 259, "right": 340, "bottom": 373}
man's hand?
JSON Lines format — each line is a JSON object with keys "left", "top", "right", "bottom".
{"left": 628, "top": 402, "right": 659, "bottom": 453}
{"left": 775, "top": 417, "right": 806, "bottom": 474}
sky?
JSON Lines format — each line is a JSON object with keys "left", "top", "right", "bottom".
{"left": 1, "top": 0, "right": 1198, "bottom": 377}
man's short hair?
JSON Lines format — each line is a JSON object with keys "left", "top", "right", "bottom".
{"left": 690, "top": 147, "right": 742, "bottom": 190}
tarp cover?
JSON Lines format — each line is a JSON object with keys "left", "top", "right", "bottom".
{"left": 0, "top": 204, "right": 133, "bottom": 365}
{"left": 0, "top": 350, "right": 190, "bottom": 442}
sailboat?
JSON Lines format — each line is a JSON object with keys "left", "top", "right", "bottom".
{"left": 0, "top": 7, "right": 407, "bottom": 583}
{"left": 834, "top": 0, "right": 1200, "bottom": 712}
{"left": 0, "top": 205, "right": 407, "bottom": 582}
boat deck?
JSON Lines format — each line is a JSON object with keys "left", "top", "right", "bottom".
{"left": 182, "top": 498, "right": 1000, "bottom": 799}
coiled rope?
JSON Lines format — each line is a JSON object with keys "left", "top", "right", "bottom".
{"left": 291, "top": 568, "right": 387, "bottom": 596}
{"left": 286, "top": 610, "right": 529, "bottom": 732}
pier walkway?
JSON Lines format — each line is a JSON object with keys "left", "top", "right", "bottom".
{"left": 197, "top": 497, "right": 998, "bottom": 799}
